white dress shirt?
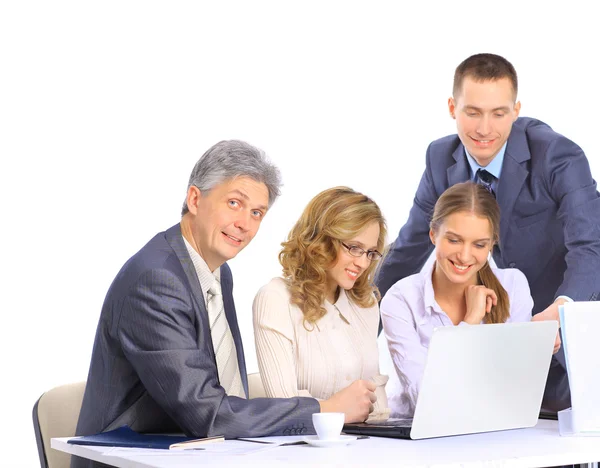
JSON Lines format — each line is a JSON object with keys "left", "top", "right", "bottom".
{"left": 381, "top": 261, "right": 534, "bottom": 417}
{"left": 183, "top": 237, "right": 245, "bottom": 398}
{"left": 183, "top": 237, "right": 221, "bottom": 307}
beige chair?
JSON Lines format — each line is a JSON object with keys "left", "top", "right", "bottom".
{"left": 247, "top": 372, "right": 267, "bottom": 398}
{"left": 33, "top": 376, "right": 263, "bottom": 467}
{"left": 33, "top": 381, "right": 86, "bottom": 468}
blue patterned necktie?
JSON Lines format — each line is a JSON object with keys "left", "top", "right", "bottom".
{"left": 476, "top": 169, "right": 496, "bottom": 198}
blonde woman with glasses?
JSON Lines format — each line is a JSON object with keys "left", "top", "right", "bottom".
{"left": 253, "top": 187, "right": 390, "bottom": 422}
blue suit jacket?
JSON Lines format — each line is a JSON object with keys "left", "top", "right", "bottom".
{"left": 376, "top": 117, "right": 600, "bottom": 410}
{"left": 73, "top": 224, "right": 319, "bottom": 468}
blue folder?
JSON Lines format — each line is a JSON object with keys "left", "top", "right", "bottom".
{"left": 68, "top": 425, "right": 196, "bottom": 449}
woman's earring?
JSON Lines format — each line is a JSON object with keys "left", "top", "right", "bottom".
{"left": 488, "top": 251, "right": 492, "bottom": 262}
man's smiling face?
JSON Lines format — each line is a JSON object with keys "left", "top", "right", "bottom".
{"left": 186, "top": 176, "right": 269, "bottom": 271}
{"left": 449, "top": 76, "right": 521, "bottom": 167}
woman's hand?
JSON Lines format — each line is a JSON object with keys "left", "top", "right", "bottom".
{"left": 463, "top": 285, "right": 497, "bottom": 324}
{"left": 319, "top": 379, "right": 377, "bottom": 423}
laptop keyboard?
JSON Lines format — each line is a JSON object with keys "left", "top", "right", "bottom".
{"left": 364, "top": 418, "right": 413, "bottom": 427}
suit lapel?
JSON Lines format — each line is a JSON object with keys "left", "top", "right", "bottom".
{"left": 497, "top": 127, "right": 531, "bottom": 246}
{"left": 220, "top": 268, "right": 249, "bottom": 398}
{"left": 164, "top": 224, "right": 215, "bottom": 361}
{"left": 447, "top": 144, "right": 471, "bottom": 186}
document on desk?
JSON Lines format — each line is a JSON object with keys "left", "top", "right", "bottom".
{"left": 103, "top": 438, "right": 308, "bottom": 457}
{"left": 238, "top": 435, "right": 307, "bottom": 445}
{"left": 233, "top": 436, "right": 308, "bottom": 454}
{"left": 103, "top": 447, "right": 205, "bottom": 457}
{"left": 560, "top": 302, "right": 600, "bottom": 433}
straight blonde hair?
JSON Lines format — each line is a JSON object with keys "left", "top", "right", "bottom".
{"left": 430, "top": 182, "right": 509, "bottom": 324}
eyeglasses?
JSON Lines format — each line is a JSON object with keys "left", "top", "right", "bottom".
{"left": 340, "top": 242, "right": 383, "bottom": 261}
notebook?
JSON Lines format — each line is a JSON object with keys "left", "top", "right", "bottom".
{"left": 68, "top": 425, "right": 223, "bottom": 449}
{"left": 344, "top": 321, "right": 558, "bottom": 440}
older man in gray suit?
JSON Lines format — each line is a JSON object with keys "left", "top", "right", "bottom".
{"left": 73, "top": 140, "right": 376, "bottom": 468}
{"left": 377, "top": 53, "right": 600, "bottom": 412}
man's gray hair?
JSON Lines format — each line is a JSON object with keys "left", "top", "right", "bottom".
{"left": 181, "top": 140, "right": 283, "bottom": 215}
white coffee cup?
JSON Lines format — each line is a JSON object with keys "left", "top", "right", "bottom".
{"left": 312, "top": 412, "right": 344, "bottom": 440}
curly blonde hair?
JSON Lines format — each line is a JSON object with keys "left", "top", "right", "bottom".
{"left": 279, "top": 187, "right": 387, "bottom": 327}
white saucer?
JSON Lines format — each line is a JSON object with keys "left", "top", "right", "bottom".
{"left": 302, "top": 435, "right": 357, "bottom": 447}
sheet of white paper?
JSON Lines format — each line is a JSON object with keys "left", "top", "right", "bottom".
{"left": 103, "top": 447, "right": 204, "bottom": 456}
{"left": 238, "top": 435, "right": 306, "bottom": 444}
{"left": 101, "top": 436, "right": 308, "bottom": 457}
{"left": 203, "top": 439, "right": 305, "bottom": 455}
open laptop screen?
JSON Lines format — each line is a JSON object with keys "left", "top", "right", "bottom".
{"left": 346, "top": 321, "right": 557, "bottom": 440}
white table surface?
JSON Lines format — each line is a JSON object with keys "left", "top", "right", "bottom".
{"left": 52, "top": 420, "right": 600, "bottom": 468}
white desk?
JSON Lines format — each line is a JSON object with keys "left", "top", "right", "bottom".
{"left": 52, "top": 420, "right": 600, "bottom": 468}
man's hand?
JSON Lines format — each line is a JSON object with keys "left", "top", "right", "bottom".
{"left": 319, "top": 380, "right": 377, "bottom": 423}
{"left": 463, "top": 285, "right": 498, "bottom": 324}
{"left": 532, "top": 298, "right": 566, "bottom": 354}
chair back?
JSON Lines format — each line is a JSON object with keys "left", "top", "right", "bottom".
{"left": 33, "top": 381, "right": 86, "bottom": 468}
{"left": 247, "top": 372, "right": 267, "bottom": 398}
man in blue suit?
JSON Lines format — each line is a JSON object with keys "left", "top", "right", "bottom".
{"left": 377, "top": 53, "right": 600, "bottom": 411}
{"left": 73, "top": 140, "right": 376, "bottom": 468}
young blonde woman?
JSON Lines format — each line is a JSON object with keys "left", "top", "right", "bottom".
{"left": 253, "top": 187, "right": 390, "bottom": 420}
{"left": 381, "top": 182, "right": 534, "bottom": 417}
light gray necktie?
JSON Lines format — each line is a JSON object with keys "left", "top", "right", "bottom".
{"left": 207, "top": 279, "right": 245, "bottom": 398}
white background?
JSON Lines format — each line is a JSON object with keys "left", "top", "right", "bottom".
{"left": 1, "top": 2, "right": 599, "bottom": 467}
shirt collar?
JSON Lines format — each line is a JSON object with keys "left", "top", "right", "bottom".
{"left": 182, "top": 236, "right": 220, "bottom": 305}
{"left": 326, "top": 288, "right": 352, "bottom": 324}
{"left": 423, "top": 260, "right": 444, "bottom": 317}
{"left": 464, "top": 141, "right": 506, "bottom": 180}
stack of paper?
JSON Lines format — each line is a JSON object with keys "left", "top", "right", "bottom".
{"left": 558, "top": 302, "right": 600, "bottom": 435}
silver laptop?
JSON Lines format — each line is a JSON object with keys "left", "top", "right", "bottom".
{"left": 344, "top": 320, "right": 558, "bottom": 439}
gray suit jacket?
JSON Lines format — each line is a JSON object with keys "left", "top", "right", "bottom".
{"left": 376, "top": 117, "right": 600, "bottom": 411}
{"left": 72, "top": 224, "right": 319, "bottom": 468}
